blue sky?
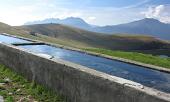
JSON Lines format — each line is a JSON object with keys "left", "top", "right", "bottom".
{"left": 0, "top": 0, "right": 170, "bottom": 26}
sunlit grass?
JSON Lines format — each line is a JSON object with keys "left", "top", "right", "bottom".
{"left": 84, "top": 48, "right": 170, "bottom": 69}
{"left": 0, "top": 65, "right": 65, "bottom": 102}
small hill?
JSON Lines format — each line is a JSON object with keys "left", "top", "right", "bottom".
{"left": 19, "top": 23, "right": 170, "bottom": 51}
{"left": 0, "top": 22, "right": 28, "bottom": 35}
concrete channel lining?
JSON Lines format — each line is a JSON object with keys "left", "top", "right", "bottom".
{"left": 0, "top": 40, "right": 170, "bottom": 102}
{"left": 1, "top": 33, "right": 170, "bottom": 73}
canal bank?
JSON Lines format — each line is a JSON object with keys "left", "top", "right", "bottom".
{"left": 0, "top": 33, "right": 170, "bottom": 102}
{"left": 1, "top": 33, "right": 170, "bottom": 73}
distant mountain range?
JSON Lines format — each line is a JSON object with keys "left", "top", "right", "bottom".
{"left": 25, "top": 17, "right": 92, "bottom": 30}
{"left": 25, "top": 17, "right": 170, "bottom": 40}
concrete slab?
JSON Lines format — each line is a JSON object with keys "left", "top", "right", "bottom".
{"left": 35, "top": 53, "right": 54, "bottom": 59}
{"left": 1, "top": 42, "right": 170, "bottom": 102}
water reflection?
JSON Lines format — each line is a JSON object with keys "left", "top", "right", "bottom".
{"left": 19, "top": 45, "right": 170, "bottom": 93}
{"left": 0, "top": 34, "right": 31, "bottom": 44}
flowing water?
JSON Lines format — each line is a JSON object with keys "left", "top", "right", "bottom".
{"left": 0, "top": 34, "right": 31, "bottom": 44}
{"left": 1, "top": 34, "right": 170, "bottom": 93}
{"left": 19, "top": 45, "right": 170, "bottom": 93}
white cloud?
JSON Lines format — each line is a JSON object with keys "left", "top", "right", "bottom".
{"left": 0, "top": 0, "right": 154, "bottom": 26}
{"left": 88, "top": 16, "right": 96, "bottom": 20}
{"left": 119, "top": 0, "right": 151, "bottom": 9}
{"left": 0, "top": 2, "right": 83, "bottom": 26}
{"left": 141, "top": 5, "right": 164, "bottom": 18}
{"left": 154, "top": 5, "right": 164, "bottom": 17}
{"left": 141, "top": 5, "right": 170, "bottom": 23}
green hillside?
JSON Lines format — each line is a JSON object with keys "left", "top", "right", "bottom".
{"left": 0, "top": 22, "right": 170, "bottom": 53}
{"left": 85, "top": 48, "right": 170, "bottom": 69}
{"left": 19, "top": 23, "right": 170, "bottom": 51}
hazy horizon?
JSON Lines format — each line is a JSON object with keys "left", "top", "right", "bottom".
{"left": 0, "top": 0, "right": 170, "bottom": 26}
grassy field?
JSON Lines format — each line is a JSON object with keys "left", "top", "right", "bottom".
{"left": 19, "top": 23, "right": 170, "bottom": 50}
{"left": 1, "top": 22, "right": 170, "bottom": 51}
{"left": 84, "top": 48, "right": 170, "bottom": 69}
{"left": 0, "top": 65, "right": 65, "bottom": 102}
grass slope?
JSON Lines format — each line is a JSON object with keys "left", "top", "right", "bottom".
{"left": 0, "top": 22, "right": 169, "bottom": 51}
{"left": 0, "top": 22, "right": 91, "bottom": 48}
{"left": 19, "top": 23, "right": 170, "bottom": 51}
{"left": 0, "top": 65, "right": 65, "bottom": 102}
{"left": 85, "top": 48, "right": 170, "bottom": 69}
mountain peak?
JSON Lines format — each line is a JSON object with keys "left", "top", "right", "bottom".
{"left": 123, "top": 18, "right": 163, "bottom": 27}
{"left": 139, "top": 18, "right": 161, "bottom": 23}
{"left": 64, "top": 17, "right": 84, "bottom": 21}
{"left": 24, "top": 17, "right": 92, "bottom": 29}
{"left": 143, "top": 18, "right": 158, "bottom": 20}
{"left": 62, "top": 17, "right": 87, "bottom": 24}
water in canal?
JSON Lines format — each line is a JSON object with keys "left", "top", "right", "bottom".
{"left": 0, "top": 34, "right": 31, "bottom": 44}
{"left": 19, "top": 45, "right": 170, "bottom": 93}
{"left": 0, "top": 34, "right": 170, "bottom": 93}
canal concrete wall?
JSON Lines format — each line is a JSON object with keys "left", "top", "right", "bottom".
{"left": 0, "top": 43, "right": 170, "bottom": 102}
{"left": 2, "top": 33, "right": 170, "bottom": 73}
